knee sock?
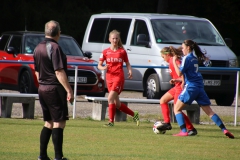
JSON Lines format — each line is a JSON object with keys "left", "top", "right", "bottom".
{"left": 119, "top": 103, "right": 134, "bottom": 117}
{"left": 176, "top": 113, "right": 187, "bottom": 132}
{"left": 52, "top": 128, "right": 64, "bottom": 159}
{"left": 160, "top": 103, "right": 170, "bottom": 123}
{"left": 182, "top": 112, "right": 194, "bottom": 130}
{"left": 108, "top": 103, "right": 116, "bottom": 123}
{"left": 211, "top": 114, "right": 226, "bottom": 131}
{"left": 40, "top": 127, "right": 52, "bottom": 157}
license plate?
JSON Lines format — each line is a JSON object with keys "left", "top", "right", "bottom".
{"left": 203, "top": 80, "right": 221, "bottom": 86}
{"left": 68, "top": 76, "right": 87, "bottom": 83}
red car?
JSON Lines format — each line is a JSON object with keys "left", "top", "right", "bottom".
{"left": 0, "top": 31, "right": 105, "bottom": 97}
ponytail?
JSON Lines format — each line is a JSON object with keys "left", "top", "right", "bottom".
{"left": 183, "top": 39, "right": 207, "bottom": 64}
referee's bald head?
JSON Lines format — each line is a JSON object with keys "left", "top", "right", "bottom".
{"left": 45, "top": 20, "right": 61, "bottom": 37}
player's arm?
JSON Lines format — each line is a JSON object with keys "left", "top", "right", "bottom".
{"left": 98, "top": 60, "right": 108, "bottom": 70}
{"left": 173, "top": 56, "right": 182, "bottom": 77}
{"left": 125, "top": 61, "right": 132, "bottom": 79}
{"left": 180, "top": 75, "right": 185, "bottom": 89}
{"left": 55, "top": 69, "right": 74, "bottom": 103}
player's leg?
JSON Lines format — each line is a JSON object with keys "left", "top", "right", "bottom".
{"left": 201, "top": 106, "right": 234, "bottom": 138}
{"left": 103, "top": 80, "right": 116, "bottom": 127}
{"left": 198, "top": 88, "right": 234, "bottom": 139}
{"left": 173, "top": 100, "right": 188, "bottom": 136}
{"left": 174, "top": 86, "right": 196, "bottom": 134}
{"left": 114, "top": 80, "right": 140, "bottom": 126}
{"left": 158, "top": 90, "right": 174, "bottom": 130}
{"left": 105, "top": 90, "right": 119, "bottom": 126}
{"left": 173, "top": 85, "right": 198, "bottom": 136}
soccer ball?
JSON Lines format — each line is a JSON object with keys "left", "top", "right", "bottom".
{"left": 153, "top": 121, "right": 166, "bottom": 134}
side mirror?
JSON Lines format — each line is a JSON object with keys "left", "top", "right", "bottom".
{"left": 7, "top": 47, "right": 16, "bottom": 54}
{"left": 225, "top": 38, "right": 232, "bottom": 47}
{"left": 137, "top": 34, "right": 151, "bottom": 48}
{"left": 84, "top": 51, "right": 92, "bottom": 59}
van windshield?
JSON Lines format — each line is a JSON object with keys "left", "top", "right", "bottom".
{"left": 151, "top": 19, "right": 225, "bottom": 46}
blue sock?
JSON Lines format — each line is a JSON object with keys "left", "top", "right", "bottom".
{"left": 211, "top": 114, "right": 226, "bottom": 131}
{"left": 176, "top": 113, "right": 187, "bottom": 132}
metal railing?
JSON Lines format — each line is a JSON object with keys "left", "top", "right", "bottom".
{"left": 0, "top": 60, "right": 239, "bottom": 126}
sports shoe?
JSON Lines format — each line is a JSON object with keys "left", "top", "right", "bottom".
{"left": 103, "top": 122, "right": 114, "bottom": 127}
{"left": 38, "top": 156, "right": 51, "bottom": 160}
{"left": 157, "top": 123, "right": 172, "bottom": 130}
{"left": 133, "top": 111, "right": 140, "bottom": 126}
{"left": 224, "top": 130, "right": 234, "bottom": 139}
{"left": 173, "top": 131, "right": 188, "bottom": 137}
{"left": 188, "top": 128, "right": 198, "bottom": 136}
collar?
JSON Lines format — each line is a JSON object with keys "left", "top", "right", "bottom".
{"left": 44, "top": 38, "right": 58, "bottom": 44}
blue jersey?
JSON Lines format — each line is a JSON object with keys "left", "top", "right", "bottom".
{"left": 180, "top": 53, "right": 204, "bottom": 87}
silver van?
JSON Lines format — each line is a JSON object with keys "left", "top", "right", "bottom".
{"left": 82, "top": 13, "right": 238, "bottom": 106}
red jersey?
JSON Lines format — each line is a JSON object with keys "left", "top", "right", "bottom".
{"left": 99, "top": 47, "right": 129, "bottom": 78}
{"left": 168, "top": 57, "right": 182, "bottom": 87}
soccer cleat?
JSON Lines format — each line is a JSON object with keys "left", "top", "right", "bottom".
{"left": 173, "top": 131, "right": 188, "bottom": 137}
{"left": 188, "top": 128, "right": 198, "bottom": 136}
{"left": 103, "top": 122, "right": 114, "bottom": 127}
{"left": 133, "top": 111, "right": 140, "bottom": 126}
{"left": 224, "top": 130, "right": 234, "bottom": 139}
{"left": 38, "top": 156, "right": 51, "bottom": 160}
{"left": 157, "top": 123, "right": 172, "bottom": 130}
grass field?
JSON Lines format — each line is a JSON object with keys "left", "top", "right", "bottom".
{"left": 0, "top": 117, "right": 239, "bottom": 160}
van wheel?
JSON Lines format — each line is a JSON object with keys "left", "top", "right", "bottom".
{"left": 19, "top": 71, "right": 34, "bottom": 93}
{"left": 215, "top": 94, "right": 235, "bottom": 106}
{"left": 146, "top": 73, "right": 160, "bottom": 99}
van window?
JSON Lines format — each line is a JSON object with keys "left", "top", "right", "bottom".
{"left": 0, "top": 35, "right": 10, "bottom": 50}
{"left": 89, "top": 18, "right": 109, "bottom": 43}
{"left": 151, "top": 19, "right": 224, "bottom": 45}
{"left": 131, "top": 20, "right": 150, "bottom": 46}
{"left": 105, "top": 18, "right": 131, "bottom": 44}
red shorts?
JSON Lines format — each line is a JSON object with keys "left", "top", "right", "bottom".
{"left": 106, "top": 76, "right": 124, "bottom": 95}
{"left": 167, "top": 86, "right": 182, "bottom": 104}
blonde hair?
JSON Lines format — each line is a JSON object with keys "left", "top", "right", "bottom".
{"left": 109, "top": 30, "right": 123, "bottom": 48}
{"left": 160, "top": 46, "right": 183, "bottom": 60}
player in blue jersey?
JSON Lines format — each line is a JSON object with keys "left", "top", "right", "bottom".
{"left": 172, "top": 39, "right": 234, "bottom": 138}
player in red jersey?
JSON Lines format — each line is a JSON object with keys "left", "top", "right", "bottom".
{"left": 98, "top": 30, "right": 139, "bottom": 127}
{"left": 157, "top": 46, "right": 197, "bottom": 135}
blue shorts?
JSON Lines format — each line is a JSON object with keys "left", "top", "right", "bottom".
{"left": 178, "top": 84, "right": 211, "bottom": 106}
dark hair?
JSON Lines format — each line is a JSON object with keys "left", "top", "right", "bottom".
{"left": 183, "top": 39, "right": 207, "bottom": 64}
{"left": 160, "top": 46, "right": 183, "bottom": 60}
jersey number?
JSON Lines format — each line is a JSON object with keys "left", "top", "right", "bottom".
{"left": 194, "top": 64, "right": 199, "bottom": 72}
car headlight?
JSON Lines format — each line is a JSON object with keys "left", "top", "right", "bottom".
{"left": 229, "top": 59, "right": 238, "bottom": 67}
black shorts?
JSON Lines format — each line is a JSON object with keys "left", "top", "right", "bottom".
{"left": 38, "top": 84, "right": 69, "bottom": 122}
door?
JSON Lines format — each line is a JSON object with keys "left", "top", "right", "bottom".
{"left": 0, "top": 35, "right": 23, "bottom": 86}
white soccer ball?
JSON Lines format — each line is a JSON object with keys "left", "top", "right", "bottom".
{"left": 153, "top": 121, "right": 166, "bottom": 134}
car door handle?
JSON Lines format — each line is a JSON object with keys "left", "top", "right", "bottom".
{"left": 127, "top": 49, "right": 131, "bottom": 51}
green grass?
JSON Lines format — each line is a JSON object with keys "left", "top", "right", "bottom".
{"left": 0, "top": 118, "right": 239, "bottom": 160}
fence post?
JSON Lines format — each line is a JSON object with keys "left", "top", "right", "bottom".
{"left": 72, "top": 66, "right": 78, "bottom": 119}
{"left": 234, "top": 71, "right": 239, "bottom": 126}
